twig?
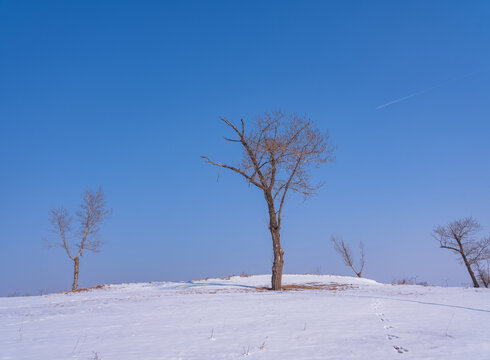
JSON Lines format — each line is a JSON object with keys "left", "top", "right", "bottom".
{"left": 445, "top": 314, "right": 455, "bottom": 337}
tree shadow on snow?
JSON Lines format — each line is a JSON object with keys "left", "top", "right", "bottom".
{"left": 349, "top": 294, "right": 490, "bottom": 313}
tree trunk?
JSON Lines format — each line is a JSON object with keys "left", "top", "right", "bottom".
{"left": 265, "top": 195, "right": 284, "bottom": 291}
{"left": 461, "top": 252, "right": 480, "bottom": 288}
{"left": 271, "top": 229, "right": 284, "bottom": 290}
{"left": 72, "top": 257, "right": 80, "bottom": 291}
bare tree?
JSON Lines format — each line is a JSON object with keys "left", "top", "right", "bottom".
{"left": 331, "top": 235, "right": 365, "bottom": 278}
{"left": 48, "top": 188, "right": 111, "bottom": 290}
{"left": 476, "top": 260, "right": 490, "bottom": 288}
{"left": 432, "top": 217, "right": 490, "bottom": 288}
{"left": 202, "top": 111, "right": 335, "bottom": 290}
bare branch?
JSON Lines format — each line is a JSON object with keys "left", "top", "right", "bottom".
{"left": 218, "top": 116, "right": 269, "bottom": 187}
{"left": 75, "top": 188, "right": 111, "bottom": 258}
{"left": 223, "top": 137, "right": 241, "bottom": 143}
{"left": 84, "top": 239, "right": 104, "bottom": 253}
{"left": 49, "top": 207, "right": 74, "bottom": 260}
{"left": 440, "top": 244, "right": 460, "bottom": 253}
{"left": 219, "top": 116, "right": 243, "bottom": 138}
{"left": 277, "top": 155, "right": 302, "bottom": 228}
{"left": 201, "top": 156, "right": 263, "bottom": 189}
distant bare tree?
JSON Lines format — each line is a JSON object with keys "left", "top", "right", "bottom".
{"left": 202, "top": 111, "right": 335, "bottom": 290}
{"left": 476, "top": 259, "right": 490, "bottom": 288}
{"left": 48, "top": 188, "right": 111, "bottom": 290}
{"left": 331, "top": 235, "right": 365, "bottom": 278}
{"left": 432, "top": 217, "right": 490, "bottom": 288}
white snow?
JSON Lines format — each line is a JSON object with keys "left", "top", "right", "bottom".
{"left": 1, "top": 274, "right": 489, "bottom": 359}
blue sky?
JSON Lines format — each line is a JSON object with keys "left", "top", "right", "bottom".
{"left": 1, "top": 0, "right": 490, "bottom": 296}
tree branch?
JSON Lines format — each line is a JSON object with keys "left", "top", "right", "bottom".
{"left": 219, "top": 116, "right": 268, "bottom": 187}
{"left": 223, "top": 137, "right": 241, "bottom": 143}
{"left": 440, "top": 244, "right": 462, "bottom": 253}
{"left": 277, "top": 155, "right": 303, "bottom": 227}
{"left": 201, "top": 156, "right": 263, "bottom": 189}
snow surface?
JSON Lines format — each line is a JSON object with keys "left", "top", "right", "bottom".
{"left": 1, "top": 274, "right": 489, "bottom": 359}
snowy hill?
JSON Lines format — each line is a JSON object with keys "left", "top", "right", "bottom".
{"left": 1, "top": 274, "right": 489, "bottom": 359}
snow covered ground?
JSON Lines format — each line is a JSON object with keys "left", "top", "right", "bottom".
{"left": 1, "top": 274, "right": 489, "bottom": 359}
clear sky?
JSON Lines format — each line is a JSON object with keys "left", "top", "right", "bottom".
{"left": 1, "top": 0, "right": 489, "bottom": 296}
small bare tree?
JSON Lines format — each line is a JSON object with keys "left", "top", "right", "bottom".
{"left": 476, "top": 260, "right": 490, "bottom": 288}
{"left": 202, "top": 111, "right": 335, "bottom": 290}
{"left": 432, "top": 217, "right": 490, "bottom": 288}
{"left": 331, "top": 235, "right": 365, "bottom": 278}
{"left": 48, "top": 188, "right": 111, "bottom": 290}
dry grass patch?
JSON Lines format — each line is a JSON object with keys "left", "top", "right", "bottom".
{"left": 257, "top": 282, "right": 355, "bottom": 292}
{"left": 215, "top": 273, "right": 252, "bottom": 281}
{"left": 66, "top": 284, "right": 107, "bottom": 293}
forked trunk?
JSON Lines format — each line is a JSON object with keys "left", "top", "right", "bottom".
{"left": 72, "top": 257, "right": 80, "bottom": 291}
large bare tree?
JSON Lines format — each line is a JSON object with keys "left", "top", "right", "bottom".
{"left": 202, "top": 111, "right": 335, "bottom": 290}
{"left": 49, "top": 188, "right": 111, "bottom": 290}
{"left": 331, "top": 235, "right": 365, "bottom": 278}
{"left": 432, "top": 217, "right": 490, "bottom": 288}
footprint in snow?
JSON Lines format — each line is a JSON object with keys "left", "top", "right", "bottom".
{"left": 373, "top": 301, "right": 409, "bottom": 354}
{"left": 393, "top": 345, "right": 409, "bottom": 353}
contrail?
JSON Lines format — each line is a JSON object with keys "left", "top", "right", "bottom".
{"left": 376, "top": 70, "right": 479, "bottom": 110}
